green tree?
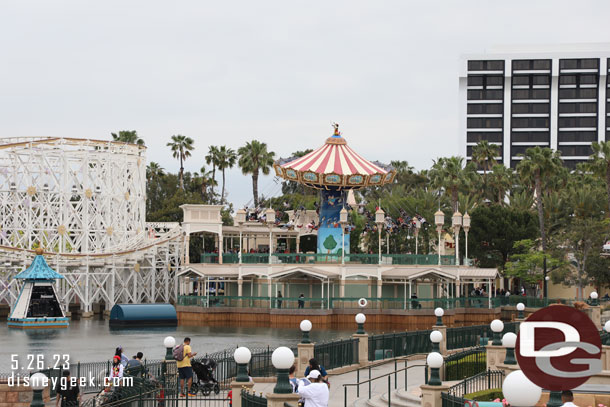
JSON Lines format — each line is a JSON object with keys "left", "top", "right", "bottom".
{"left": 516, "top": 146, "right": 562, "bottom": 251}
{"left": 505, "top": 239, "right": 563, "bottom": 286}
{"left": 205, "top": 145, "right": 220, "bottom": 196}
{"left": 468, "top": 205, "right": 539, "bottom": 269}
{"left": 589, "top": 141, "right": 610, "bottom": 217}
{"left": 111, "top": 130, "right": 145, "bottom": 146}
{"left": 167, "top": 135, "right": 195, "bottom": 190}
{"left": 471, "top": 140, "right": 499, "bottom": 176}
{"left": 238, "top": 140, "right": 275, "bottom": 208}
{"left": 146, "top": 162, "right": 165, "bottom": 180}
{"left": 429, "top": 156, "right": 477, "bottom": 212}
{"left": 216, "top": 146, "right": 237, "bottom": 203}
{"left": 488, "top": 164, "right": 513, "bottom": 205}
{"left": 323, "top": 234, "right": 338, "bottom": 253}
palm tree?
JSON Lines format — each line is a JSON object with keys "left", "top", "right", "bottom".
{"left": 516, "top": 146, "right": 562, "bottom": 251}
{"left": 167, "top": 135, "right": 195, "bottom": 190}
{"left": 488, "top": 164, "right": 513, "bottom": 204}
{"left": 471, "top": 141, "right": 499, "bottom": 176}
{"left": 429, "top": 156, "right": 477, "bottom": 212}
{"left": 111, "top": 130, "right": 145, "bottom": 146}
{"left": 146, "top": 162, "right": 165, "bottom": 181}
{"left": 589, "top": 141, "right": 610, "bottom": 216}
{"left": 216, "top": 146, "right": 237, "bottom": 203}
{"left": 205, "top": 146, "right": 220, "bottom": 195}
{"left": 238, "top": 140, "right": 275, "bottom": 208}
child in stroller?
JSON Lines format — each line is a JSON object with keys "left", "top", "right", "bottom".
{"left": 190, "top": 358, "right": 220, "bottom": 396}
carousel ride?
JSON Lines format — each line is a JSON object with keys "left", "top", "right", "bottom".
{"left": 273, "top": 124, "right": 396, "bottom": 255}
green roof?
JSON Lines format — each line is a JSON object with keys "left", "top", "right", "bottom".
{"left": 13, "top": 255, "right": 65, "bottom": 280}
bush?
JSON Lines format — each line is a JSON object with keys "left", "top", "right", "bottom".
{"left": 444, "top": 358, "right": 486, "bottom": 381}
{"left": 465, "top": 389, "right": 504, "bottom": 401}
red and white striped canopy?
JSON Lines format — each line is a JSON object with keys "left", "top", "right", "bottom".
{"left": 274, "top": 132, "right": 396, "bottom": 188}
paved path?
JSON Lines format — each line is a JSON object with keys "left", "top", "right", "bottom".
{"left": 252, "top": 359, "right": 428, "bottom": 407}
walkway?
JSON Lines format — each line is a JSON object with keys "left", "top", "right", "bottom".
{"left": 252, "top": 358, "right": 428, "bottom": 407}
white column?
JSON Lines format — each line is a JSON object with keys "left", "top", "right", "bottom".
{"left": 599, "top": 58, "right": 607, "bottom": 143}
{"left": 550, "top": 58, "right": 560, "bottom": 150}
{"left": 488, "top": 279, "right": 492, "bottom": 309}
{"left": 503, "top": 60, "right": 512, "bottom": 166}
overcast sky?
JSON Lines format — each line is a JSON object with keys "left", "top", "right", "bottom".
{"left": 1, "top": 1, "right": 609, "bottom": 208}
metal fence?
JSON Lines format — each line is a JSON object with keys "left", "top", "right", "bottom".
{"left": 242, "top": 388, "right": 268, "bottom": 407}
{"left": 447, "top": 369, "right": 505, "bottom": 397}
{"left": 443, "top": 347, "right": 486, "bottom": 381}
{"left": 314, "top": 338, "right": 359, "bottom": 370}
{"left": 368, "top": 330, "right": 432, "bottom": 361}
{"left": 446, "top": 322, "right": 517, "bottom": 350}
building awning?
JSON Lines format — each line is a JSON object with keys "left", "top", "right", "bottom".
{"left": 13, "top": 254, "right": 64, "bottom": 280}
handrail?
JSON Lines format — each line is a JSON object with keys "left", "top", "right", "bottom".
{"left": 343, "top": 360, "right": 426, "bottom": 407}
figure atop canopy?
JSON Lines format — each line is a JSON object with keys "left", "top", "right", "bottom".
{"left": 274, "top": 124, "right": 395, "bottom": 255}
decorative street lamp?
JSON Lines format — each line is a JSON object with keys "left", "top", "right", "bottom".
{"left": 590, "top": 291, "right": 599, "bottom": 306}
{"left": 234, "top": 347, "right": 252, "bottom": 382}
{"left": 452, "top": 211, "right": 462, "bottom": 266}
{"left": 164, "top": 336, "right": 176, "bottom": 360}
{"left": 340, "top": 207, "right": 348, "bottom": 265}
{"left": 426, "top": 352, "right": 444, "bottom": 386}
{"left": 502, "top": 332, "right": 517, "bottom": 365}
{"left": 604, "top": 320, "right": 610, "bottom": 346}
{"left": 271, "top": 347, "right": 295, "bottom": 393}
{"left": 414, "top": 217, "right": 421, "bottom": 255}
{"left": 236, "top": 209, "right": 246, "bottom": 264}
{"left": 355, "top": 313, "right": 366, "bottom": 334}
{"left": 265, "top": 208, "right": 275, "bottom": 265}
{"left": 434, "top": 307, "right": 444, "bottom": 326}
{"left": 516, "top": 302, "right": 525, "bottom": 319}
{"left": 502, "top": 370, "right": 542, "bottom": 407}
{"left": 300, "top": 319, "right": 312, "bottom": 344}
{"left": 29, "top": 372, "right": 47, "bottom": 407}
{"left": 375, "top": 208, "right": 385, "bottom": 264}
{"left": 490, "top": 319, "right": 504, "bottom": 346}
{"left": 430, "top": 330, "right": 443, "bottom": 353}
{"left": 462, "top": 213, "right": 470, "bottom": 263}
{"left": 434, "top": 210, "right": 444, "bottom": 266}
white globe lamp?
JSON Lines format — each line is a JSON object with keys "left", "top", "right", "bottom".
{"left": 430, "top": 330, "right": 443, "bottom": 353}
{"left": 516, "top": 302, "right": 525, "bottom": 319}
{"left": 30, "top": 372, "right": 47, "bottom": 407}
{"left": 434, "top": 307, "right": 444, "bottom": 326}
{"left": 591, "top": 291, "right": 599, "bottom": 306}
{"left": 355, "top": 313, "right": 366, "bottom": 334}
{"left": 490, "top": 319, "right": 504, "bottom": 345}
{"left": 234, "top": 347, "right": 252, "bottom": 382}
{"left": 271, "top": 347, "right": 295, "bottom": 394}
{"left": 502, "top": 370, "right": 542, "bottom": 406}
{"left": 300, "top": 319, "right": 312, "bottom": 344}
{"left": 502, "top": 333, "right": 517, "bottom": 365}
{"left": 164, "top": 336, "right": 176, "bottom": 360}
{"left": 426, "top": 352, "right": 444, "bottom": 386}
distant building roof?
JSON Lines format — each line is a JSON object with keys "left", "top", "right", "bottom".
{"left": 14, "top": 254, "right": 65, "bottom": 280}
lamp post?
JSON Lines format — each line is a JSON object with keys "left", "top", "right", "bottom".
{"left": 30, "top": 372, "right": 47, "bottom": 407}
{"left": 300, "top": 319, "right": 312, "bottom": 344}
{"left": 502, "top": 370, "right": 542, "bottom": 407}
{"left": 164, "top": 336, "right": 176, "bottom": 360}
{"left": 434, "top": 307, "right": 444, "bottom": 326}
{"left": 266, "top": 208, "right": 275, "bottom": 265}
{"left": 590, "top": 291, "right": 599, "bottom": 306}
{"left": 516, "top": 302, "right": 525, "bottom": 319}
{"left": 414, "top": 217, "right": 421, "bottom": 255}
{"left": 462, "top": 213, "right": 470, "bottom": 263}
{"left": 355, "top": 313, "right": 366, "bottom": 334}
{"left": 502, "top": 332, "right": 517, "bottom": 365}
{"left": 340, "top": 207, "right": 348, "bottom": 265}
{"left": 234, "top": 347, "right": 252, "bottom": 382}
{"left": 604, "top": 320, "right": 610, "bottom": 346}
{"left": 434, "top": 210, "right": 444, "bottom": 266}
{"left": 543, "top": 255, "right": 548, "bottom": 299}
{"left": 375, "top": 208, "right": 385, "bottom": 264}
{"left": 426, "top": 352, "right": 444, "bottom": 386}
{"left": 430, "top": 330, "right": 443, "bottom": 353}
{"left": 490, "top": 319, "right": 504, "bottom": 346}
{"left": 452, "top": 211, "right": 462, "bottom": 266}
{"left": 236, "top": 209, "right": 246, "bottom": 264}
{"left": 271, "top": 347, "right": 295, "bottom": 394}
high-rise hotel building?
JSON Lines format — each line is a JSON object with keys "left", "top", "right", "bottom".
{"left": 459, "top": 45, "right": 610, "bottom": 168}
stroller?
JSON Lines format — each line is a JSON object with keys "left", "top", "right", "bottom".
{"left": 191, "top": 358, "right": 220, "bottom": 396}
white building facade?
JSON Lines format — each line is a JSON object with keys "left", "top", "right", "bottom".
{"left": 459, "top": 44, "right": 610, "bottom": 168}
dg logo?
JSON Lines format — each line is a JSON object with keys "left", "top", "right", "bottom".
{"left": 516, "top": 305, "right": 602, "bottom": 390}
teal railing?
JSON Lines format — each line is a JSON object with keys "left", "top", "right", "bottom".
{"left": 314, "top": 338, "right": 359, "bottom": 371}
{"left": 368, "top": 330, "right": 432, "bottom": 361}
{"left": 443, "top": 347, "right": 486, "bottom": 381}
{"left": 200, "top": 252, "right": 455, "bottom": 265}
{"left": 446, "top": 322, "right": 517, "bottom": 350}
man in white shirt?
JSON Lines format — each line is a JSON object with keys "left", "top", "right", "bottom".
{"left": 297, "top": 370, "right": 329, "bottom": 407}
{"left": 561, "top": 390, "right": 578, "bottom": 407}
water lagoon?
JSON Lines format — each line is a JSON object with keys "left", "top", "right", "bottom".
{"left": 0, "top": 319, "right": 352, "bottom": 369}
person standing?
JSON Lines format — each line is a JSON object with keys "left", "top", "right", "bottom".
{"left": 297, "top": 370, "right": 329, "bottom": 407}
{"left": 298, "top": 294, "right": 305, "bottom": 309}
{"left": 125, "top": 352, "right": 145, "bottom": 377}
{"left": 56, "top": 370, "right": 80, "bottom": 407}
{"left": 115, "top": 347, "right": 129, "bottom": 367}
{"left": 304, "top": 359, "right": 328, "bottom": 382}
{"left": 277, "top": 291, "right": 283, "bottom": 308}
{"left": 176, "top": 337, "right": 198, "bottom": 397}
{"left": 561, "top": 390, "right": 578, "bottom": 407}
